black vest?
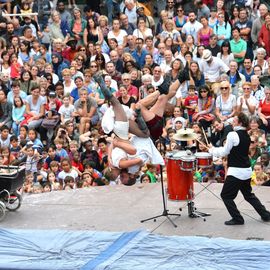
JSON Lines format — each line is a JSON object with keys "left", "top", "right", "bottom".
{"left": 227, "top": 130, "right": 251, "bottom": 168}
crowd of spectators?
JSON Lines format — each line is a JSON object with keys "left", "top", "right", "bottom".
{"left": 0, "top": 0, "right": 270, "bottom": 193}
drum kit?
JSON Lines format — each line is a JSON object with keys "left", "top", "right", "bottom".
{"left": 141, "top": 128, "right": 212, "bottom": 227}
{"left": 166, "top": 128, "right": 212, "bottom": 219}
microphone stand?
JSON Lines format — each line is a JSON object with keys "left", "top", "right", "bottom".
{"left": 141, "top": 137, "right": 181, "bottom": 227}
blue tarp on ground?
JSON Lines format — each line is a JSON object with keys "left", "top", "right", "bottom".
{"left": 0, "top": 228, "right": 270, "bottom": 270}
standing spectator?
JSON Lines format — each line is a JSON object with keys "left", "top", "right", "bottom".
{"left": 12, "top": 97, "right": 25, "bottom": 137}
{"left": 258, "top": 12, "right": 270, "bottom": 58}
{"left": 251, "top": 4, "right": 268, "bottom": 47}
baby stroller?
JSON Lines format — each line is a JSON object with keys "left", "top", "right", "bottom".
{"left": 0, "top": 166, "right": 25, "bottom": 221}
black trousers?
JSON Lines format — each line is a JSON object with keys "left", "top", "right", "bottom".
{"left": 221, "top": 176, "right": 270, "bottom": 221}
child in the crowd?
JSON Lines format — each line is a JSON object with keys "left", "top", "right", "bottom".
{"left": 42, "top": 182, "right": 52, "bottom": 192}
{"left": 43, "top": 146, "right": 61, "bottom": 170}
{"left": 12, "top": 96, "right": 25, "bottom": 136}
{"left": 19, "top": 125, "right": 28, "bottom": 143}
{"left": 23, "top": 172, "right": 35, "bottom": 193}
{"left": 10, "top": 53, "right": 22, "bottom": 79}
{"left": 54, "top": 138, "right": 69, "bottom": 159}
{"left": 83, "top": 160, "right": 103, "bottom": 180}
{"left": 81, "top": 172, "right": 93, "bottom": 187}
{"left": 9, "top": 135, "right": 21, "bottom": 159}
{"left": 46, "top": 170, "right": 60, "bottom": 190}
{"left": 32, "top": 183, "right": 44, "bottom": 194}
{"left": 251, "top": 162, "right": 268, "bottom": 186}
{"left": 59, "top": 94, "right": 75, "bottom": 124}
{"left": 1, "top": 147, "right": 16, "bottom": 165}
{"left": 63, "top": 176, "right": 76, "bottom": 190}
{"left": 71, "top": 151, "right": 83, "bottom": 174}
{"left": 146, "top": 164, "right": 158, "bottom": 183}
{"left": 184, "top": 85, "right": 198, "bottom": 123}
{"left": 24, "top": 143, "right": 40, "bottom": 177}
{"left": 140, "top": 173, "right": 151, "bottom": 183}
{"left": 58, "top": 158, "right": 78, "bottom": 187}
{"left": 27, "top": 129, "right": 43, "bottom": 151}
{"left": 0, "top": 125, "right": 12, "bottom": 148}
{"left": 49, "top": 161, "right": 61, "bottom": 181}
{"left": 68, "top": 140, "right": 79, "bottom": 160}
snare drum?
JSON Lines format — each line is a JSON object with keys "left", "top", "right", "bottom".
{"left": 195, "top": 152, "right": 213, "bottom": 168}
{"left": 179, "top": 155, "right": 196, "bottom": 171}
{"left": 166, "top": 153, "right": 194, "bottom": 201}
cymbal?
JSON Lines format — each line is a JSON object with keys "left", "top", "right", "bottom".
{"left": 177, "top": 128, "right": 194, "bottom": 135}
{"left": 259, "top": 75, "right": 270, "bottom": 87}
{"left": 173, "top": 131, "right": 198, "bottom": 141}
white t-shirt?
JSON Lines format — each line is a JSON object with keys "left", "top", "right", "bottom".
{"left": 236, "top": 95, "right": 258, "bottom": 117}
{"left": 132, "top": 28, "right": 153, "bottom": 40}
{"left": 216, "top": 94, "right": 237, "bottom": 116}
{"left": 25, "top": 95, "right": 46, "bottom": 115}
{"left": 59, "top": 104, "right": 75, "bottom": 123}
{"left": 108, "top": 30, "right": 127, "bottom": 46}
{"left": 182, "top": 21, "right": 203, "bottom": 44}
{"left": 63, "top": 80, "right": 76, "bottom": 95}
{"left": 58, "top": 169, "right": 78, "bottom": 181}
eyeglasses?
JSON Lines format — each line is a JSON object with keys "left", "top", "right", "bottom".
{"left": 243, "top": 87, "right": 250, "bottom": 90}
{"left": 200, "top": 90, "right": 207, "bottom": 93}
{"left": 177, "top": 9, "right": 183, "bottom": 12}
{"left": 220, "top": 87, "right": 229, "bottom": 90}
{"left": 77, "top": 58, "right": 83, "bottom": 61}
{"left": 123, "top": 78, "right": 130, "bottom": 81}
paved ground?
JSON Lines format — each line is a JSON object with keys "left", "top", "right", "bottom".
{"left": 1, "top": 183, "right": 270, "bottom": 241}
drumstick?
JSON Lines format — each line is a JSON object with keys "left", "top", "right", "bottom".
{"left": 195, "top": 138, "right": 209, "bottom": 150}
{"left": 201, "top": 128, "right": 209, "bottom": 145}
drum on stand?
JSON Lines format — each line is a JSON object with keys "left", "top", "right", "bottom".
{"left": 166, "top": 151, "right": 195, "bottom": 201}
{"left": 195, "top": 152, "right": 213, "bottom": 168}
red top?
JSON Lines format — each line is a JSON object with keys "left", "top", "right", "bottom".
{"left": 184, "top": 96, "right": 198, "bottom": 116}
{"left": 258, "top": 24, "right": 270, "bottom": 57}
{"left": 259, "top": 99, "right": 270, "bottom": 116}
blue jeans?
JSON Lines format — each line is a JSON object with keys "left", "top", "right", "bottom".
{"left": 106, "top": 0, "right": 120, "bottom": 24}
{"left": 12, "top": 121, "right": 20, "bottom": 137}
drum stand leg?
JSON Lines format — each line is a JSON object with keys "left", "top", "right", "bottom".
{"left": 141, "top": 165, "right": 181, "bottom": 228}
{"left": 187, "top": 201, "right": 211, "bottom": 221}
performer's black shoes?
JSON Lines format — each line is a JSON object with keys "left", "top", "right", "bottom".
{"left": 261, "top": 215, "right": 270, "bottom": 222}
{"left": 224, "top": 219, "right": 244, "bottom": 225}
{"left": 158, "top": 76, "right": 170, "bottom": 95}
